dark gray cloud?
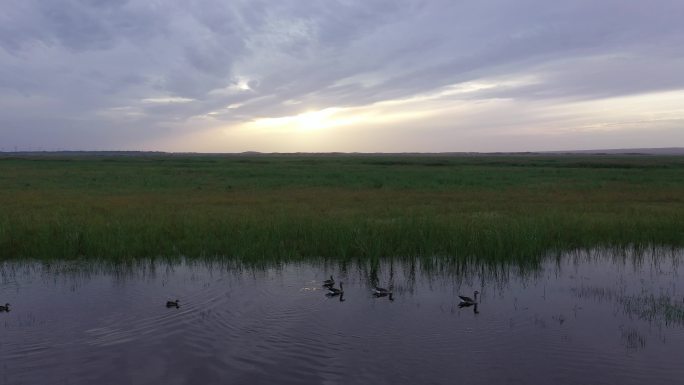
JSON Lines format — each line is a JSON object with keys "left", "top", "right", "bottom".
{"left": 1, "top": 0, "right": 683, "bottom": 151}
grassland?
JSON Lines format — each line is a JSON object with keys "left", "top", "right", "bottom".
{"left": 1, "top": 154, "right": 683, "bottom": 262}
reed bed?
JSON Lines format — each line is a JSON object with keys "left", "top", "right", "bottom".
{"left": 1, "top": 154, "right": 683, "bottom": 261}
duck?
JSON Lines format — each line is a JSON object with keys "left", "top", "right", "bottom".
{"left": 373, "top": 286, "right": 391, "bottom": 295}
{"left": 0, "top": 303, "right": 9, "bottom": 312}
{"left": 166, "top": 299, "right": 180, "bottom": 308}
{"left": 458, "top": 290, "right": 479, "bottom": 305}
{"left": 373, "top": 286, "right": 394, "bottom": 301}
{"left": 327, "top": 282, "right": 344, "bottom": 296}
{"left": 323, "top": 275, "right": 335, "bottom": 287}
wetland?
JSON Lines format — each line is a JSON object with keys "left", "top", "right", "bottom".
{"left": 2, "top": 250, "right": 684, "bottom": 384}
{"left": 1, "top": 154, "right": 684, "bottom": 384}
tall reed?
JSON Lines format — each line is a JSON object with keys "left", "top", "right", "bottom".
{"left": 1, "top": 154, "right": 683, "bottom": 261}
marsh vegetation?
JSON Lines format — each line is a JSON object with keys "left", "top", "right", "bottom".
{"left": 1, "top": 154, "right": 683, "bottom": 261}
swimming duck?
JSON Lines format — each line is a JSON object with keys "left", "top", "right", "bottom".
{"left": 327, "top": 282, "right": 344, "bottom": 296}
{"left": 458, "top": 290, "right": 479, "bottom": 305}
{"left": 166, "top": 300, "right": 180, "bottom": 308}
{"left": 0, "top": 303, "right": 9, "bottom": 312}
{"left": 323, "top": 275, "right": 335, "bottom": 287}
{"left": 373, "top": 286, "right": 392, "bottom": 295}
{"left": 373, "top": 286, "right": 394, "bottom": 300}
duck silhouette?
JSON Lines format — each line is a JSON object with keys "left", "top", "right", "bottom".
{"left": 166, "top": 300, "right": 180, "bottom": 308}
{"left": 326, "top": 282, "right": 344, "bottom": 296}
{"left": 458, "top": 291, "right": 479, "bottom": 305}
{"left": 373, "top": 286, "right": 394, "bottom": 301}
{"left": 323, "top": 275, "right": 335, "bottom": 287}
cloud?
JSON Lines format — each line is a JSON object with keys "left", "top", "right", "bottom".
{"left": 0, "top": 0, "right": 683, "bottom": 151}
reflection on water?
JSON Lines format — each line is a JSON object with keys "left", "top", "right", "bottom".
{"left": 1, "top": 249, "right": 684, "bottom": 385}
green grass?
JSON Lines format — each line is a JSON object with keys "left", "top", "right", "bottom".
{"left": 1, "top": 154, "right": 684, "bottom": 261}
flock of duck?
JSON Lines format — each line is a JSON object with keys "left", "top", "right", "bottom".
{"left": 318, "top": 275, "right": 480, "bottom": 312}
{"left": 0, "top": 280, "right": 479, "bottom": 313}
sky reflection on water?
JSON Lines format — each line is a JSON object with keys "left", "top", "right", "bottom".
{"left": 1, "top": 249, "right": 684, "bottom": 385}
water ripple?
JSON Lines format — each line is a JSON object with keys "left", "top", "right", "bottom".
{"left": 1, "top": 255, "right": 684, "bottom": 385}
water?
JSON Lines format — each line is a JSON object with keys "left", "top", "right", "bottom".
{"left": 1, "top": 250, "right": 684, "bottom": 385}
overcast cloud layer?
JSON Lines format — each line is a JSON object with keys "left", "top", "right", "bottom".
{"left": 1, "top": 0, "right": 683, "bottom": 152}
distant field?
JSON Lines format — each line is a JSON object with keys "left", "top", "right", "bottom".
{"left": 1, "top": 154, "right": 683, "bottom": 261}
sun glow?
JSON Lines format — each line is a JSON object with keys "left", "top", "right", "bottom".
{"left": 245, "top": 108, "right": 365, "bottom": 132}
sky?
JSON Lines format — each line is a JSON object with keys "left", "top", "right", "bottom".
{"left": 1, "top": 0, "right": 683, "bottom": 153}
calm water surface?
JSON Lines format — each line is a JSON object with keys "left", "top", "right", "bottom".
{"left": 1, "top": 250, "right": 684, "bottom": 385}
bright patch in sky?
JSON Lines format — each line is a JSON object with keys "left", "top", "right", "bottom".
{"left": 246, "top": 108, "right": 353, "bottom": 132}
